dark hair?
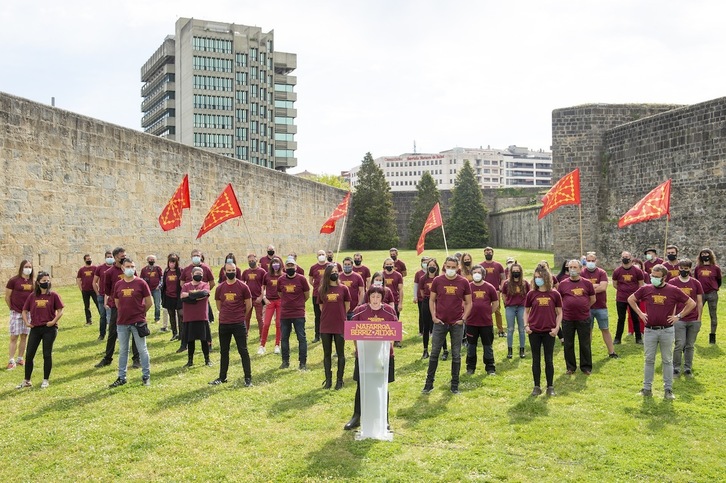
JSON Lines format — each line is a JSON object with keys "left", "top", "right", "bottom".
{"left": 269, "top": 256, "right": 283, "bottom": 275}
{"left": 225, "top": 253, "right": 236, "bottom": 263}
{"left": 557, "top": 260, "right": 568, "bottom": 279}
{"left": 666, "top": 244, "right": 679, "bottom": 253}
{"left": 34, "top": 271, "right": 51, "bottom": 296}
{"left": 470, "top": 265, "right": 484, "bottom": 276}
{"left": 17, "top": 259, "right": 33, "bottom": 279}
{"left": 105, "top": 250, "right": 112, "bottom": 257}
{"left": 343, "top": 256, "right": 353, "bottom": 265}
{"left": 426, "top": 259, "right": 440, "bottom": 277}
{"left": 459, "top": 252, "right": 473, "bottom": 276}
{"left": 532, "top": 265, "right": 553, "bottom": 292}
{"left": 83, "top": 254, "right": 91, "bottom": 260}
{"left": 444, "top": 256, "right": 459, "bottom": 266}
{"left": 122, "top": 258, "right": 134, "bottom": 265}
{"left": 678, "top": 258, "right": 693, "bottom": 270}
{"left": 697, "top": 248, "right": 717, "bottom": 266}
{"left": 507, "top": 263, "right": 526, "bottom": 296}
{"left": 371, "top": 271, "right": 384, "bottom": 283}
{"left": 167, "top": 253, "right": 179, "bottom": 267}
{"left": 318, "top": 263, "right": 337, "bottom": 299}
{"left": 112, "top": 247, "right": 125, "bottom": 257}
{"left": 650, "top": 264, "right": 667, "bottom": 278}
{"left": 367, "top": 286, "right": 385, "bottom": 299}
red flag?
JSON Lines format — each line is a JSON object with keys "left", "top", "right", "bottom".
{"left": 618, "top": 179, "right": 672, "bottom": 228}
{"left": 158, "top": 174, "right": 191, "bottom": 231}
{"left": 196, "top": 184, "right": 242, "bottom": 239}
{"left": 538, "top": 168, "right": 581, "bottom": 219}
{"left": 320, "top": 192, "right": 351, "bottom": 234}
{"left": 416, "top": 203, "right": 443, "bottom": 255}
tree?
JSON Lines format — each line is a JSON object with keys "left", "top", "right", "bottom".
{"left": 408, "top": 171, "right": 445, "bottom": 250}
{"left": 314, "top": 173, "right": 350, "bottom": 190}
{"left": 447, "top": 160, "right": 489, "bottom": 248}
{"left": 348, "top": 152, "right": 399, "bottom": 249}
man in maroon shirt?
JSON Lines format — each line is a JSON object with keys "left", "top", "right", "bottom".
{"left": 642, "top": 248, "right": 664, "bottom": 275}
{"left": 243, "top": 253, "right": 267, "bottom": 338}
{"left": 668, "top": 259, "right": 703, "bottom": 377}
{"left": 558, "top": 260, "right": 595, "bottom": 375}
{"left": 309, "top": 249, "right": 330, "bottom": 343}
{"left": 694, "top": 248, "right": 721, "bottom": 344}
{"left": 338, "top": 257, "right": 365, "bottom": 318}
{"left": 140, "top": 254, "right": 163, "bottom": 324}
{"left": 259, "top": 244, "right": 276, "bottom": 272}
{"left": 480, "top": 247, "right": 506, "bottom": 337}
{"left": 422, "top": 256, "right": 472, "bottom": 394}
{"left": 352, "top": 253, "right": 371, "bottom": 289}
{"left": 612, "top": 251, "right": 645, "bottom": 345}
{"left": 581, "top": 252, "right": 618, "bottom": 358}
{"left": 662, "top": 245, "right": 680, "bottom": 280}
{"left": 389, "top": 248, "right": 407, "bottom": 277}
{"left": 93, "top": 251, "right": 114, "bottom": 341}
{"left": 76, "top": 254, "right": 97, "bottom": 326}
{"left": 280, "top": 256, "right": 311, "bottom": 370}
{"left": 382, "top": 258, "right": 404, "bottom": 347}
{"left": 629, "top": 265, "right": 696, "bottom": 400}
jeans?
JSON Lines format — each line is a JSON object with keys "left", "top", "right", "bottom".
{"left": 96, "top": 295, "right": 109, "bottom": 338}
{"left": 104, "top": 307, "right": 139, "bottom": 364}
{"left": 24, "top": 325, "right": 57, "bottom": 380}
{"left": 117, "top": 324, "right": 150, "bottom": 380}
{"left": 529, "top": 331, "right": 556, "bottom": 388}
{"left": 218, "top": 323, "right": 251, "bottom": 381}
{"left": 673, "top": 320, "right": 701, "bottom": 372}
{"left": 281, "top": 317, "right": 307, "bottom": 364}
{"left": 81, "top": 290, "right": 95, "bottom": 323}
{"left": 616, "top": 301, "right": 641, "bottom": 341}
{"left": 425, "top": 323, "right": 463, "bottom": 387}
{"left": 703, "top": 291, "right": 718, "bottom": 334}
{"left": 466, "top": 325, "right": 494, "bottom": 373}
{"left": 321, "top": 333, "right": 345, "bottom": 381}
{"left": 151, "top": 288, "right": 162, "bottom": 322}
{"left": 589, "top": 308, "right": 609, "bottom": 330}
{"left": 562, "top": 319, "right": 592, "bottom": 372}
{"left": 505, "top": 305, "right": 526, "bottom": 349}
{"left": 643, "top": 326, "right": 675, "bottom": 391}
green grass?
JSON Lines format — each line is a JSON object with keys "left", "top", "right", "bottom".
{"left": 1, "top": 248, "right": 724, "bottom": 482}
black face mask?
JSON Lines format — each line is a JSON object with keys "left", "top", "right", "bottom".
{"left": 225, "top": 272, "right": 236, "bottom": 280}
{"left": 463, "top": 261, "right": 471, "bottom": 267}
{"left": 85, "top": 260, "right": 92, "bottom": 265}
{"left": 192, "top": 274, "right": 203, "bottom": 282}
{"left": 286, "top": 268, "right": 297, "bottom": 277}
{"left": 385, "top": 266, "right": 394, "bottom": 272}
{"left": 354, "top": 260, "right": 362, "bottom": 266}
{"left": 485, "top": 254, "right": 493, "bottom": 261}
{"left": 428, "top": 266, "right": 437, "bottom": 274}
{"left": 118, "top": 258, "right": 126, "bottom": 265}
{"left": 667, "top": 254, "right": 677, "bottom": 261}
{"left": 701, "top": 255, "right": 711, "bottom": 262}
{"left": 622, "top": 258, "right": 631, "bottom": 265}
{"left": 391, "top": 255, "right": 397, "bottom": 261}
{"left": 512, "top": 272, "right": 521, "bottom": 279}
{"left": 148, "top": 261, "right": 155, "bottom": 266}
{"left": 267, "top": 250, "right": 275, "bottom": 257}
{"left": 330, "top": 273, "right": 339, "bottom": 282}
{"left": 39, "top": 282, "right": 50, "bottom": 289}
{"left": 679, "top": 270, "right": 690, "bottom": 278}
{"left": 248, "top": 261, "right": 256, "bottom": 268}
{"left": 327, "top": 256, "right": 333, "bottom": 262}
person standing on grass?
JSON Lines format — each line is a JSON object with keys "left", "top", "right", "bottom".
{"left": 503, "top": 263, "right": 529, "bottom": 360}
{"left": 465, "top": 265, "right": 499, "bottom": 375}
{"left": 109, "top": 258, "right": 152, "bottom": 388}
{"left": 318, "top": 264, "right": 350, "bottom": 390}
{"left": 242, "top": 253, "right": 266, "bottom": 339}
{"left": 161, "top": 253, "right": 183, "bottom": 344}
{"left": 694, "top": 248, "right": 721, "bottom": 345}
{"left": 279, "top": 256, "right": 311, "bottom": 370}
{"left": 352, "top": 253, "right": 372, "bottom": 289}
{"left": 418, "top": 259, "right": 441, "bottom": 360}
{"left": 211, "top": 262, "right": 253, "bottom": 386}
{"left": 668, "top": 259, "right": 703, "bottom": 377}
{"left": 339, "top": 257, "right": 365, "bottom": 320}
{"left": 260, "top": 256, "right": 284, "bottom": 355}
{"left": 309, "top": 249, "right": 329, "bottom": 344}
{"left": 612, "top": 251, "right": 645, "bottom": 345}
{"left": 382, "top": 258, "right": 404, "bottom": 347}
{"left": 524, "top": 265, "right": 562, "bottom": 397}
{"left": 479, "top": 247, "right": 506, "bottom": 338}
{"left": 6, "top": 259, "right": 34, "bottom": 370}
{"left": 581, "top": 252, "right": 618, "bottom": 359}
{"left": 558, "top": 260, "right": 595, "bottom": 375}
{"left": 422, "top": 256, "right": 472, "bottom": 395}
{"left": 181, "top": 266, "right": 213, "bottom": 368}
{"left": 662, "top": 245, "right": 680, "bottom": 281}
{"left": 76, "top": 254, "right": 96, "bottom": 326}
{"left": 16, "top": 271, "right": 64, "bottom": 389}
{"left": 93, "top": 251, "right": 114, "bottom": 341}
{"left": 140, "top": 255, "right": 163, "bottom": 326}
{"left": 389, "top": 247, "right": 407, "bottom": 277}
{"left": 413, "top": 256, "right": 430, "bottom": 336}
{"left": 629, "top": 264, "right": 696, "bottom": 400}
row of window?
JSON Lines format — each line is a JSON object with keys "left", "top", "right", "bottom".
{"left": 193, "top": 133, "right": 233, "bottom": 148}
{"left": 193, "top": 56, "right": 233, "bottom": 72}
{"left": 193, "top": 75, "right": 233, "bottom": 92}
{"left": 142, "top": 74, "right": 175, "bottom": 99}
{"left": 143, "top": 111, "right": 174, "bottom": 134}
{"left": 274, "top": 84, "right": 294, "bottom": 93}
{"left": 274, "top": 100, "right": 295, "bottom": 109}
{"left": 385, "top": 159, "right": 443, "bottom": 168}
{"left": 193, "top": 95, "right": 233, "bottom": 110}
{"left": 193, "top": 114, "right": 233, "bottom": 129}
{"left": 274, "top": 116, "right": 294, "bottom": 125}
{"left": 388, "top": 179, "right": 443, "bottom": 187}
{"left": 275, "top": 149, "right": 295, "bottom": 158}
{"left": 276, "top": 132, "right": 294, "bottom": 141}
{"left": 385, "top": 169, "right": 442, "bottom": 177}
{"left": 192, "top": 37, "right": 232, "bottom": 54}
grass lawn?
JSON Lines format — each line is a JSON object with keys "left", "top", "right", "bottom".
{"left": 0, "top": 247, "right": 724, "bottom": 482}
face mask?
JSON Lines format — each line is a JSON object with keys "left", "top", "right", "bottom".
{"left": 85, "top": 260, "right": 92, "bottom": 265}
{"left": 327, "top": 256, "right": 333, "bottom": 262}
{"left": 422, "top": 263, "right": 428, "bottom": 270}
{"left": 354, "top": 260, "right": 362, "bottom": 266}
{"left": 646, "top": 254, "right": 653, "bottom": 261}
{"left": 586, "top": 262, "right": 596, "bottom": 270}
{"left": 118, "top": 258, "right": 126, "bottom": 265}
{"left": 124, "top": 268, "right": 135, "bottom": 277}
{"left": 373, "top": 280, "right": 383, "bottom": 287}
{"left": 39, "top": 281, "right": 50, "bottom": 289}
{"left": 569, "top": 270, "right": 579, "bottom": 277}
{"left": 192, "top": 274, "right": 203, "bottom": 282}
{"left": 343, "top": 266, "right": 352, "bottom": 274}
{"left": 701, "top": 255, "right": 710, "bottom": 262}
{"left": 267, "top": 250, "right": 275, "bottom": 257}
{"left": 445, "top": 268, "right": 456, "bottom": 278}
{"left": 391, "top": 255, "right": 397, "bottom": 261}
{"left": 667, "top": 254, "right": 677, "bottom": 261}
{"left": 330, "top": 273, "right": 339, "bottom": 282}
{"left": 463, "top": 261, "right": 471, "bottom": 267}
{"left": 650, "top": 277, "right": 662, "bottom": 287}
{"left": 472, "top": 273, "right": 483, "bottom": 282}
{"left": 272, "top": 263, "right": 281, "bottom": 271}
{"left": 512, "top": 272, "right": 521, "bottom": 279}
{"left": 285, "top": 268, "right": 296, "bottom": 276}
{"left": 428, "top": 266, "right": 437, "bottom": 274}
{"left": 622, "top": 258, "right": 631, "bottom": 265}
{"left": 192, "top": 256, "right": 201, "bottom": 265}
{"left": 534, "top": 277, "right": 545, "bottom": 287}
{"left": 385, "top": 266, "right": 394, "bottom": 272}
{"left": 318, "top": 255, "right": 326, "bottom": 263}
{"left": 679, "top": 270, "right": 690, "bottom": 278}
{"left": 148, "top": 261, "right": 155, "bottom": 266}
{"left": 226, "top": 258, "right": 234, "bottom": 264}
{"left": 22, "top": 267, "right": 32, "bottom": 276}
{"left": 225, "top": 272, "right": 236, "bottom": 280}
{"left": 106, "top": 257, "right": 114, "bottom": 265}
{"left": 248, "top": 261, "right": 256, "bottom": 268}
{"left": 485, "top": 254, "right": 493, "bottom": 261}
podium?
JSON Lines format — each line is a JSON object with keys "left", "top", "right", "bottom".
{"left": 344, "top": 320, "right": 402, "bottom": 441}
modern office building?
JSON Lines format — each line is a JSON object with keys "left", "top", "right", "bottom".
{"left": 140, "top": 17, "right": 297, "bottom": 171}
{"left": 348, "top": 146, "right": 551, "bottom": 192}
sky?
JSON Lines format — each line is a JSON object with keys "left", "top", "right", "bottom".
{"left": 2, "top": 1, "right": 725, "bottom": 175}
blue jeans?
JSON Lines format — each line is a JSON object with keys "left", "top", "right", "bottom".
{"left": 425, "top": 323, "right": 464, "bottom": 387}
{"left": 589, "top": 308, "right": 609, "bottom": 330}
{"left": 117, "top": 324, "right": 150, "bottom": 380}
{"left": 643, "top": 326, "right": 675, "bottom": 391}
{"left": 505, "top": 305, "right": 525, "bottom": 349}
{"left": 281, "top": 317, "right": 307, "bottom": 364}
{"left": 96, "top": 295, "right": 109, "bottom": 337}
{"left": 151, "top": 288, "right": 162, "bottom": 322}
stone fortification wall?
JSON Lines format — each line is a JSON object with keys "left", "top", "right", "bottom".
{"left": 488, "top": 206, "right": 552, "bottom": 252}
{"left": 0, "top": 92, "right": 346, "bottom": 284}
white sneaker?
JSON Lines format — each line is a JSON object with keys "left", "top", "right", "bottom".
{"left": 41, "top": 379, "right": 50, "bottom": 389}
{"left": 257, "top": 346, "right": 266, "bottom": 355}
{"left": 274, "top": 345, "right": 280, "bottom": 354}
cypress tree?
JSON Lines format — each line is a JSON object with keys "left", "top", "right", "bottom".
{"left": 408, "top": 171, "right": 444, "bottom": 250}
{"left": 447, "top": 160, "right": 489, "bottom": 248}
{"left": 349, "top": 153, "right": 399, "bottom": 249}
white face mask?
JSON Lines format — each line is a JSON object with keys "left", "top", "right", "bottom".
{"left": 317, "top": 255, "right": 326, "bottom": 263}
{"left": 472, "top": 273, "right": 483, "bottom": 282}
{"left": 23, "top": 267, "right": 32, "bottom": 276}
{"left": 445, "top": 268, "right": 457, "bottom": 278}
{"left": 372, "top": 280, "right": 383, "bottom": 288}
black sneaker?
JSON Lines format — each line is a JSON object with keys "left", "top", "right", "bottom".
{"left": 279, "top": 361, "right": 290, "bottom": 369}
{"left": 441, "top": 351, "right": 449, "bottom": 361}
{"left": 684, "top": 369, "right": 694, "bottom": 378}
{"left": 312, "top": 337, "right": 320, "bottom": 343}
{"left": 175, "top": 347, "right": 186, "bottom": 354}
{"left": 95, "top": 359, "right": 111, "bottom": 368}
{"left": 109, "top": 378, "right": 126, "bottom": 388}
{"left": 466, "top": 369, "right": 475, "bottom": 375}
{"left": 131, "top": 361, "right": 141, "bottom": 369}
{"left": 209, "top": 378, "right": 227, "bottom": 385}
{"left": 142, "top": 376, "right": 151, "bottom": 387}
{"left": 298, "top": 363, "right": 307, "bottom": 371}
{"left": 244, "top": 378, "right": 252, "bottom": 387}
{"left": 450, "top": 385, "right": 460, "bottom": 394}
{"left": 97, "top": 336, "right": 105, "bottom": 342}
{"left": 635, "top": 339, "right": 643, "bottom": 345}
{"left": 546, "top": 386, "right": 556, "bottom": 396}
{"left": 530, "top": 386, "right": 542, "bottom": 397}
{"left": 638, "top": 388, "right": 653, "bottom": 397}
{"left": 613, "top": 339, "right": 621, "bottom": 345}
{"left": 205, "top": 360, "right": 214, "bottom": 367}
{"left": 609, "top": 352, "right": 619, "bottom": 359}
{"left": 422, "top": 383, "right": 434, "bottom": 394}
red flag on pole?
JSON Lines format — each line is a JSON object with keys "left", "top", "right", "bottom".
{"left": 538, "top": 168, "right": 581, "bottom": 219}
{"left": 158, "top": 174, "right": 191, "bottom": 231}
{"left": 416, "top": 203, "right": 443, "bottom": 255}
{"left": 618, "top": 179, "right": 672, "bottom": 228}
{"left": 320, "top": 192, "right": 351, "bottom": 234}
{"left": 196, "top": 184, "right": 242, "bottom": 239}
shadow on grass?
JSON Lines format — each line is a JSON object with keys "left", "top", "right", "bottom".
{"left": 295, "top": 433, "right": 373, "bottom": 480}
{"left": 624, "top": 396, "right": 679, "bottom": 431}
{"left": 55, "top": 338, "right": 105, "bottom": 353}
{"left": 553, "top": 370, "right": 589, "bottom": 395}
{"left": 21, "top": 387, "right": 116, "bottom": 421}
{"left": 152, "top": 385, "right": 217, "bottom": 412}
{"left": 507, "top": 393, "right": 550, "bottom": 423}
{"left": 396, "top": 389, "right": 454, "bottom": 429}
{"left": 696, "top": 343, "right": 723, "bottom": 359}
{"left": 268, "top": 387, "right": 326, "bottom": 416}
{"left": 672, "top": 375, "right": 705, "bottom": 402}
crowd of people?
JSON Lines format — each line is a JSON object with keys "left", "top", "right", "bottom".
{"left": 5, "top": 244, "right": 720, "bottom": 426}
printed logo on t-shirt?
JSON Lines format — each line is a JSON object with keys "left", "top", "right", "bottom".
{"left": 622, "top": 275, "right": 633, "bottom": 282}
{"left": 536, "top": 296, "right": 551, "bottom": 306}
{"left": 669, "top": 270, "right": 679, "bottom": 277}
{"left": 589, "top": 278, "right": 598, "bottom": 285}
{"left": 317, "top": 269, "right": 325, "bottom": 277}
{"left": 84, "top": 270, "right": 93, "bottom": 277}
{"left": 486, "top": 268, "right": 494, "bottom": 273}
{"left": 425, "top": 282, "right": 433, "bottom": 291}
{"left": 651, "top": 294, "right": 667, "bottom": 305}
{"left": 385, "top": 278, "right": 393, "bottom": 286}
{"left": 224, "top": 293, "right": 236, "bottom": 301}
{"left": 701, "top": 269, "right": 711, "bottom": 277}
{"left": 271, "top": 280, "right": 278, "bottom": 287}
{"left": 21, "top": 284, "right": 32, "bottom": 291}
{"left": 342, "top": 281, "right": 352, "bottom": 287}
{"left": 168, "top": 275, "right": 177, "bottom": 281}
{"left": 366, "top": 315, "right": 384, "bottom": 322}
{"left": 444, "top": 285, "right": 457, "bottom": 295}
{"left": 35, "top": 299, "right": 49, "bottom": 308}
{"left": 473, "top": 290, "right": 486, "bottom": 299}
{"left": 679, "top": 287, "right": 692, "bottom": 296}
{"left": 248, "top": 274, "right": 257, "bottom": 280}
{"left": 570, "top": 288, "right": 585, "bottom": 296}
{"left": 284, "top": 284, "right": 296, "bottom": 293}
{"left": 121, "top": 288, "right": 134, "bottom": 297}
{"left": 149, "top": 272, "right": 157, "bottom": 278}
{"left": 326, "top": 293, "right": 340, "bottom": 302}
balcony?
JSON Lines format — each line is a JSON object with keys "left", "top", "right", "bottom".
{"left": 274, "top": 139, "right": 297, "bottom": 150}
{"left": 274, "top": 107, "right": 297, "bottom": 118}
{"left": 274, "top": 124, "right": 297, "bottom": 135}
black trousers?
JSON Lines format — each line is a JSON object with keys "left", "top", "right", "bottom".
{"left": 313, "top": 296, "right": 322, "bottom": 338}
{"left": 104, "top": 307, "right": 139, "bottom": 363}
{"left": 562, "top": 319, "right": 592, "bottom": 372}
{"left": 529, "top": 331, "right": 556, "bottom": 388}
{"left": 615, "top": 301, "right": 641, "bottom": 341}
{"left": 81, "top": 290, "right": 95, "bottom": 323}
{"left": 466, "top": 325, "right": 495, "bottom": 372}
{"left": 218, "top": 322, "right": 251, "bottom": 380}
{"left": 25, "top": 325, "right": 57, "bottom": 380}
{"left": 321, "top": 333, "right": 345, "bottom": 381}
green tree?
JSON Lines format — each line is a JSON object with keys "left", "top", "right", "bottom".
{"left": 314, "top": 173, "right": 350, "bottom": 190}
{"left": 408, "top": 171, "right": 445, "bottom": 250}
{"left": 348, "top": 152, "right": 399, "bottom": 249}
{"left": 447, "top": 160, "right": 489, "bottom": 248}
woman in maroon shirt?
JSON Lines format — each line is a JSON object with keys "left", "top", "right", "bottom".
{"left": 181, "top": 266, "right": 212, "bottom": 367}
{"left": 5, "top": 259, "right": 34, "bottom": 369}
{"left": 260, "top": 256, "right": 284, "bottom": 354}
{"left": 318, "top": 264, "right": 350, "bottom": 389}
{"left": 503, "top": 263, "right": 529, "bottom": 359}
{"left": 694, "top": 247, "right": 722, "bottom": 344}
{"left": 420, "top": 259, "right": 448, "bottom": 360}
{"left": 161, "top": 253, "right": 184, "bottom": 345}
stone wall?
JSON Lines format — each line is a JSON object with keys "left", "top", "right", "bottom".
{"left": 489, "top": 206, "right": 552, "bottom": 252}
{"left": 0, "top": 92, "right": 346, "bottom": 284}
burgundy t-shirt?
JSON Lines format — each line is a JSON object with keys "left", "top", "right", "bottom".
{"left": 242, "top": 267, "right": 267, "bottom": 299}
{"left": 140, "top": 265, "right": 163, "bottom": 290}
{"left": 77, "top": 265, "right": 97, "bottom": 291}
{"left": 163, "top": 269, "right": 181, "bottom": 299}
{"left": 278, "top": 274, "right": 310, "bottom": 319}
{"left": 352, "top": 303, "right": 399, "bottom": 353}
{"left": 420, "top": 275, "right": 436, "bottom": 299}
{"left": 382, "top": 270, "right": 403, "bottom": 305}
{"left": 525, "top": 290, "right": 562, "bottom": 332}
{"left": 581, "top": 267, "right": 608, "bottom": 309}
{"left": 502, "top": 280, "right": 529, "bottom": 307}
{"left": 319, "top": 284, "right": 351, "bottom": 334}
{"left": 181, "top": 263, "right": 214, "bottom": 284}
{"left": 393, "top": 259, "right": 407, "bottom": 274}
{"left": 262, "top": 272, "right": 282, "bottom": 301}
{"left": 694, "top": 264, "right": 722, "bottom": 293}
{"left": 259, "top": 255, "right": 273, "bottom": 273}
{"left": 339, "top": 272, "right": 364, "bottom": 309}
{"left": 217, "top": 266, "right": 242, "bottom": 283}
{"left": 308, "top": 262, "right": 329, "bottom": 297}
{"left": 215, "top": 280, "right": 252, "bottom": 324}
{"left": 633, "top": 283, "right": 690, "bottom": 327}
{"left": 431, "top": 274, "right": 472, "bottom": 324}
{"left": 181, "top": 281, "right": 210, "bottom": 322}
{"left": 467, "top": 281, "right": 499, "bottom": 327}
{"left": 362, "top": 286, "right": 395, "bottom": 308}
{"left": 643, "top": 257, "right": 664, "bottom": 275}
{"left": 113, "top": 278, "right": 151, "bottom": 325}
{"left": 104, "top": 266, "right": 126, "bottom": 309}
{"left": 479, "top": 261, "right": 505, "bottom": 289}
{"left": 662, "top": 261, "right": 680, "bottom": 281}
{"left": 612, "top": 266, "right": 644, "bottom": 302}
{"left": 6, "top": 276, "right": 34, "bottom": 313}
{"left": 414, "top": 269, "right": 425, "bottom": 285}
{"left": 94, "top": 264, "right": 113, "bottom": 295}
{"left": 667, "top": 277, "right": 703, "bottom": 322}
{"left": 23, "top": 292, "right": 64, "bottom": 326}
{"left": 351, "top": 264, "right": 371, "bottom": 283}
{"left": 558, "top": 277, "right": 595, "bottom": 321}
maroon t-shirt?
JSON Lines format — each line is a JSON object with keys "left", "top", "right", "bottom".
{"left": 643, "top": 257, "right": 664, "bottom": 275}
{"left": 23, "top": 292, "right": 64, "bottom": 326}
{"left": 278, "top": 274, "right": 310, "bottom": 319}
{"left": 662, "top": 261, "right": 680, "bottom": 281}
{"left": 502, "top": 280, "right": 530, "bottom": 307}
{"left": 694, "top": 264, "right": 722, "bottom": 294}
{"left": 6, "top": 276, "right": 34, "bottom": 313}
{"left": 467, "top": 281, "right": 498, "bottom": 327}
{"left": 351, "top": 264, "right": 371, "bottom": 284}
{"left": 308, "top": 262, "right": 329, "bottom": 297}
{"left": 382, "top": 269, "right": 403, "bottom": 305}
{"left": 181, "top": 263, "right": 214, "bottom": 284}
{"left": 215, "top": 280, "right": 252, "bottom": 324}
{"left": 581, "top": 267, "right": 608, "bottom": 309}
{"left": 319, "top": 284, "right": 351, "bottom": 334}
{"left": 259, "top": 255, "right": 274, "bottom": 273}
{"left": 525, "top": 290, "right": 562, "bottom": 332}
{"left": 295, "top": 265, "right": 305, "bottom": 276}
{"left": 558, "top": 277, "right": 595, "bottom": 321}
{"left": 431, "top": 274, "right": 472, "bottom": 324}
{"left": 668, "top": 277, "right": 703, "bottom": 322}
{"left": 633, "top": 283, "right": 690, "bottom": 327}
{"left": 352, "top": 303, "right": 399, "bottom": 353}
{"left": 393, "top": 259, "right": 407, "bottom": 274}
{"left": 77, "top": 265, "right": 97, "bottom": 291}
{"left": 262, "top": 272, "right": 282, "bottom": 301}
{"left": 163, "top": 269, "right": 181, "bottom": 299}
{"left": 181, "top": 281, "right": 210, "bottom": 322}
{"left": 362, "top": 286, "right": 395, "bottom": 308}
{"left": 612, "top": 266, "right": 645, "bottom": 302}
{"left": 140, "top": 265, "right": 163, "bottom": 290}
{"left": 104, "top": 265, "right": 126, "bottom": 309}
{"left": 338, "top": 272, "right": 364, "bottom": 310}
{"left": 420, "top": 275, "right": 436, "bottom": 299}
{"left": 217, "top": 266, "right": 242, "bottom": 283}
{"left": 479, "top": 261, "right": 505, "bottom": 289}
{"left": 242, "top": 267, "right": 267, "bottom": 299}
{"left": 414, "top": 269, "right": 426, "bottom": 286}
{"left": 94, "top": 264, "right": 113, "bottom": 295}
{"left": 113, "top": 278, "right": 151, "bottom": 325}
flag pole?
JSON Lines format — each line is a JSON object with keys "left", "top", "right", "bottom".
{"left": 578, "top": 203, "right": 584, "bottom": 257}
{"left": 440, "top": 222, "right": 449, "bottom": 256}
{"left": 335, "top": 215, "right": 347, "bottom": 262}
{"left": 241, "top": 214, "right": 255, "bottom": 249}
{"left": 664, "top": 217, "right": 669, "bottom": 255}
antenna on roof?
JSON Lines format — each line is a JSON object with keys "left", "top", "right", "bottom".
{"left": 413, "top": 140, "right": 417, "bottom": 153}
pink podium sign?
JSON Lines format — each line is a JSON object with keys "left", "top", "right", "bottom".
{"left": 344, "top": 321, "right": 402, "bottom": 341}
